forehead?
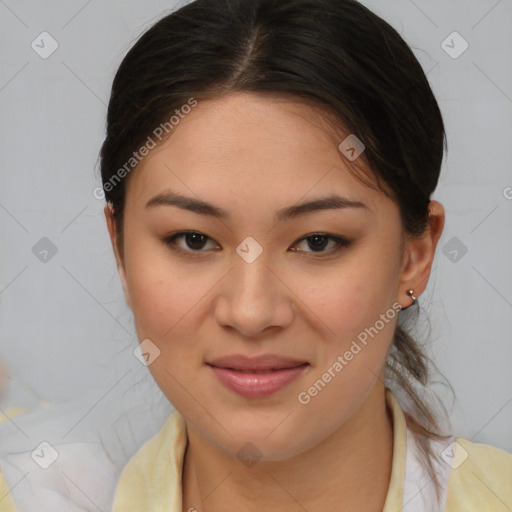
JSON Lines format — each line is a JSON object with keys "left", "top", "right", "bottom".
{"left": 125, "top": 92, "right": 387, "bottom": 216}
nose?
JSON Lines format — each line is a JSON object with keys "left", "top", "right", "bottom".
{"left": 213, "top": 257, "right": 295, "bottom": 338}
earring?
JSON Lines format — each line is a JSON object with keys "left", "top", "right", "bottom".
{"left": 402, "top": 289, "right": 416, "bottom": 309}
{"left": 107, "top": 201, "right": 115, "bottom": 214}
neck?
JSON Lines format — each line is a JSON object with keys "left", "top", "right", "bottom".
{"left": 182, "top": 382, "right": 394, "bottom": 512}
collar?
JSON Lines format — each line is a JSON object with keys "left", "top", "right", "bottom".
{"left": 382, "top": 389, "right": 407, "bottom": 511}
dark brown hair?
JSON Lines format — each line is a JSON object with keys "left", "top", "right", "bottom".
{"left": 99, "top": 0, "right": 453, "bottom": 501}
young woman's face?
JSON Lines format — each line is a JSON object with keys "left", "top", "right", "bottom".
{"left": 108, "top": 92, "right": 422, "bottom": 460}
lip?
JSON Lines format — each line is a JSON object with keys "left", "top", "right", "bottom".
{"left": 207, "top": 354, "right": 309, "bottom": 398}
{"left": 208, "top": 353, "right": 309, "bottom": 371}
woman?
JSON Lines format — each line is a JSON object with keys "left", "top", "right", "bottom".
{"left": 101, "top": 0, "right": 512, "bottom": 510}
{"left": 1, "top": 0, "right": 510, "bottom": 510}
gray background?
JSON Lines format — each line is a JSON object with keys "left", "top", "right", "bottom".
{"left": 1, "top": 0, "right": 511, "bottom": 452}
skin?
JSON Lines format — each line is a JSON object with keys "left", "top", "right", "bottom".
{"left": 105, "top": 92, "right": 444, "bottom": 512}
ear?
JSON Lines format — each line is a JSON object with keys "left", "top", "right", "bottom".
{"left": 398, "top": 200, "right": 445, "bottom": 307}
{"left": 104, "top": 204, "right": 131, "bottom": 309}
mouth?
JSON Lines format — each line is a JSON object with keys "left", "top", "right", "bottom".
{"left": 206, "top": 354, "right": 310, "bottom": 398}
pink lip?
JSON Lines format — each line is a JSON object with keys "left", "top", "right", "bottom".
{"left": 207, "top": 354, "right": 309, "bottom": 398}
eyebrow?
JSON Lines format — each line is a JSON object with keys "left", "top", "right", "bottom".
{"left": 145, "top": 190, "right": 369, "bottom": 222}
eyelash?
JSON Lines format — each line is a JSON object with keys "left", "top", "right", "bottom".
{"left": 162, "top": 231, "right": 352, "bottom": 258}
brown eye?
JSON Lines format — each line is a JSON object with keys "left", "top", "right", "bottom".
{"left": 290, "top": 233, "right": 352, "bottom": 255}
{"left": 163, "top": 231, "right": 218, "bottom": 253}
{"left": 182, "top": 232, "right": 208, "bottom": 250}
{"left": 305, "top": 234, "right": 329, "bottom": 251}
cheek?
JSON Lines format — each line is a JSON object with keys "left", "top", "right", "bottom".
{"left": 124, "top": 254, "right": 207, "bottom": 408}
{"left": 300, "top": 253, "right": 399, "bottom": 343}
{"left": 123, "top": 236, "right": 222, "bottom": 384}
{"left": 124, "top": 230, "right": 203, "bottom": 337}
{"left": 295, "top": 244, "right": 400, "bottom": 390}
{"left": 292, "top": 269, "right": 399, "bottom": 442}
{"left": 303, "top": 277, "right": 397, "bottom": 381}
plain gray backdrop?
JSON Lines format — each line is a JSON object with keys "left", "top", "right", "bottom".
{"left": 1, "top": 0, "right": 511, "bottom": 453}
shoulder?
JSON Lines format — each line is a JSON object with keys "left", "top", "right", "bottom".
{"left": 445, "top": 436, "right": 512, "bottom": 511}
{"left": 111, "top": 409, "right": 187, "bottom": 512}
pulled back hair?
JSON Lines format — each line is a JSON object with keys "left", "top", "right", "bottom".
{"left": 99, "top": 0, "right": 453, "bottom": 501}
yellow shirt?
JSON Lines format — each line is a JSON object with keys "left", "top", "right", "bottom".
{"left": 1, "top": 392, "right": 511, "bottom": 511}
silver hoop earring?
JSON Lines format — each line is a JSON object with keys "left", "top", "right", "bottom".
{"left": 402, "top": 289, "right": 416, "bottom": 309}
